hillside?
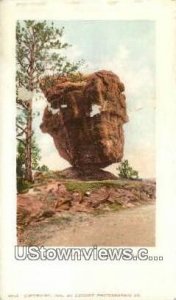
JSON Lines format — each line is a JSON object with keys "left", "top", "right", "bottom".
{"left": 17, "top": 176, "right": 155, "bottom": 246}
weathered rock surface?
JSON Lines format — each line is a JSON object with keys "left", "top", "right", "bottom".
{"left": 40, "top": 70, "right": 128, "bottom": 169}
{"left": 59, "top": 167, "right": 118, "bottom": 181}
{"left": 17, "top": 179, "right": 156, "bottom": 245}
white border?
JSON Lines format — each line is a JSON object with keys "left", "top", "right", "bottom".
{"left": 1, "top": 1, "right": 176, "bottom": 299}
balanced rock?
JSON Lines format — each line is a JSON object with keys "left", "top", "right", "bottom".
{"left": 40, "top": 70, "right": 128, "bottom": 169}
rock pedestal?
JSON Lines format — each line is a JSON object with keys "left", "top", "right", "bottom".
{"left": 40, "top": 70, "right": 128, "bottom": 171}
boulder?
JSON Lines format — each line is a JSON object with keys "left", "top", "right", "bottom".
{"left": 40, "top": 70, "right": 128, "bottom": 170}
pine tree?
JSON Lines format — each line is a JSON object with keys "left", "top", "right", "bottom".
{"left": 16, "top": 20, "right": 82, "bottom": 181}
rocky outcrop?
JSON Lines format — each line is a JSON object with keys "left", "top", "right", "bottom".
{"left": 17, "top": 179, "right": 156, "bottom": 245}
{"left": 58, "top": 167, "right": 118, "bottom": 181}
{"left": 40, "top": 70, "right": 128, "bottom": 170}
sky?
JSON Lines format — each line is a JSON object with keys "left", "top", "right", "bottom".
{"left": 32, "top": 20, "right": 156, "bottom": 178}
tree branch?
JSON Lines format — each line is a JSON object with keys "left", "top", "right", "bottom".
{"left": 16, "top": 124, "right": 27, "bottom": 134}
{"left": 16, "top": 99, "right": 29, "bottom": 110}
{"left": 16, "top": 138, "right": 26, "bottom": 145}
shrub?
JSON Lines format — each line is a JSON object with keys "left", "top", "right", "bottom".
{"left": 37, "top": 165, "right": 49, "bottom": 172}
{"left": 117, "top": 160, "right": 139, "bottom": 180}
{"left": 17, "top": 178, "right": 32, "bottom": 193}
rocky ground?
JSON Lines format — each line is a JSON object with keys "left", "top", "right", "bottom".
{"left": 20, "top": 204, "right": 155, "bottom": 246}
{"left": 17, "top": 176, "right": 156, "bottom": 246}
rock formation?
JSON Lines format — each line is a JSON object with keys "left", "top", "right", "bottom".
{"left": 40, "top": 70, "right": 128, "bottom": 175}
{"left": 17, "top": 179, "right": 156, "bottom": 244}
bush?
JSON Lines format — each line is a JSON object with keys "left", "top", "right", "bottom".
{"left": 37, "top": 165, "right": 49, "bottom": 172}
{"left": 17, "top": 177, "right": 32, "bottom": 193}
{"left": 117, "top": 160, "right": 139, "bottom": 180}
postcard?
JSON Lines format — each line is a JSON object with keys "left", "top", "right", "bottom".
{"left": 0, "top": 0, "right": 176, "bottom": 299}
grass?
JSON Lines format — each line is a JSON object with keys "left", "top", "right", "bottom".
{"left": 92, "top": 209, "right": 107, "bottom": 216}
{"left": 48, "top": 215, "right": 72, "bottom": 225}
{"left": 33, "top": 187, "right": 42, "bottom": 192}
{"left": 108, "top": 202, "right": 122, "bottom": 211}
{"left": 64, "top": 180, "right": 128, "bottom": 193}
{"left": 91, "top": 202, "right": 122, "bottom": 216}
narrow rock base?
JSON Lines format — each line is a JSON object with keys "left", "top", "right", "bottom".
{"left": 59, "top": 167, "right": 118, "bottom": 181}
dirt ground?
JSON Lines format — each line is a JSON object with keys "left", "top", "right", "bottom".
{"left": 20, "top": 204, "right": 155, "bottom": 246}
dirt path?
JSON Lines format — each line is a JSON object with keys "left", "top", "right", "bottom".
{"left": 42, "top": 204, "right": 155, "bottom": 247}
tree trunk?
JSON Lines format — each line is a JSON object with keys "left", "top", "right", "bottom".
{"left": 25, "top": 40, "right": 34, "bottom": 182}
{"left": 25, "top": 100, "right": 33, "bottom": 182}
